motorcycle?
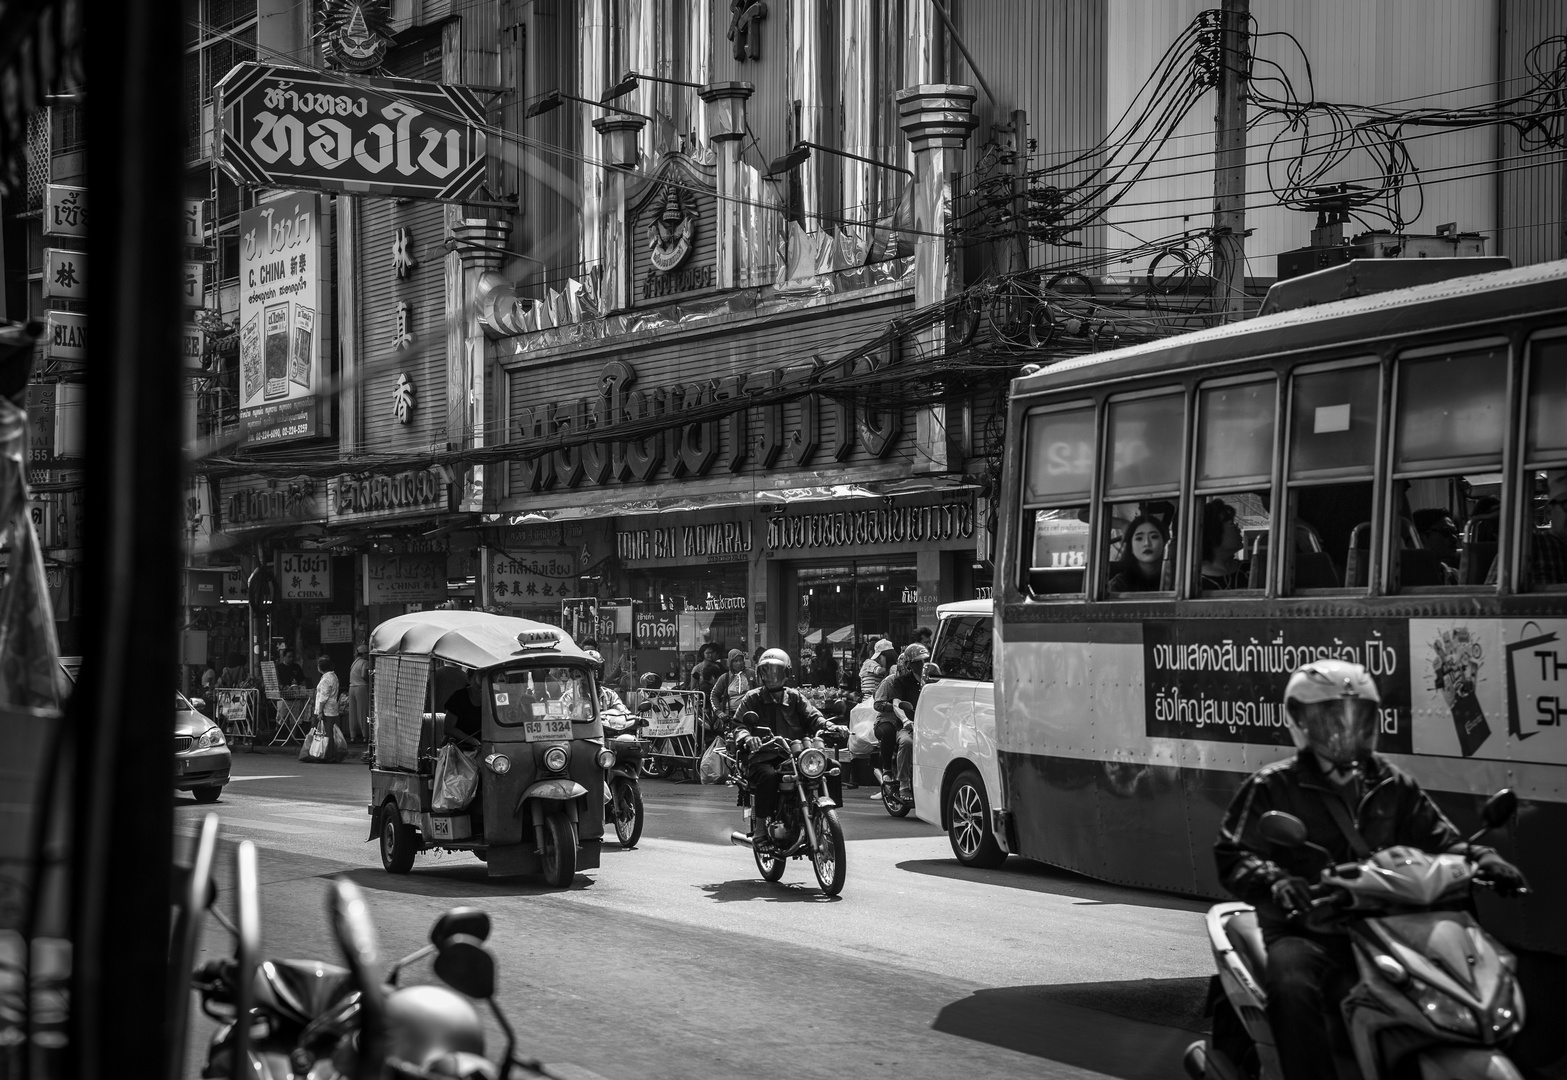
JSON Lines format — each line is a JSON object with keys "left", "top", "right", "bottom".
{"left": 726, "top": 715, "right": 851, "bottom": 897}
{"left": 1183, "top": 789, "right": 1528, "bottom": 1080}
{"left": 601, "top": 707, "right": 647, "bottom": 848}
{"left": 174, "top": 812, "right": 553, "bottom": 1080}
{"left": 873, "top": 698, "right": 915, "bottom": 818}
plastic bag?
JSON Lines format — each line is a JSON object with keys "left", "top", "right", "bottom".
{"left": 847, "top": 714, "right": 878, "bottom": 757}
{"left": 698, "top": 740, "right": 728, "bottom": 785}
{"left": 433, "top": 743, "right": 479, "bottom": 810}
{"left": 298, "top": 728, "right": 330, "bottom": 763}
{"left": 325, "top": 727, "right": 348, "bottom": 763}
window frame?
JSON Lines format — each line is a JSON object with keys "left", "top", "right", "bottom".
{"left": 1099, "top": 387, "right": 1186, "bottom": 600}
{"left": 1189, "top": 373, "right": 1280, "bottom": 598}
{"left": 1019, "top": 399, "right": 1098, "bottom": 599}
{"left": 1512, "top": 328, "right": 1567, "bottom": 593}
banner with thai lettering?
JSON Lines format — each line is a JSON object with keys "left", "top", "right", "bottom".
{"left": 1142, "top": 619, "right": 1412, "bottom": 753}
{"left": 328, "top": 469, "right": 447, "bottom": 523}
{"left": 277, "top": 551, "right": 333, "bottom": 601}
{"left": 362, "top": 553, "right": 446, "bottom": 604}
{"left": 238, "top": 192, "right": 322, "bottom": 445}
{"left": 637, "top": 690, "right": 702, "bottom": 739}
{"left": 490, "top": 550, "right": 577, "bottom": 606}
{"left": 216, "top": 63, "right": 487, "bottom": 203}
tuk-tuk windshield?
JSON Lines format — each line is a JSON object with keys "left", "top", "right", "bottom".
{"left": 490, "top": 665, "right": 600, "bottom": 726}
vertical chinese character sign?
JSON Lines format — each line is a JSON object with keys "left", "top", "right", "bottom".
{"left": 238, "top": 193, "right": 323, "bottom": 445}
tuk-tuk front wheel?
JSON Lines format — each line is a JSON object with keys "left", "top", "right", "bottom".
{"left": 380, "top": 802, "right": 417, "bottom": 874}
{"left": 539, "top": 810, "right": 577, "bottom": 888}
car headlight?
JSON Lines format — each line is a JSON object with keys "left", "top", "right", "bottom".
{"left": 798, "top": 748, "right": 827, "bottom": 778}
{"left": 1412, "top": 980, "right": 1480, "bottom": 1037}
{"left": 196, "top": 728, "right": 226, "bottom": 750}
{"left": 484, "top": 753, "right": 511, "bottom": 775}
{"left": 542, "top": 745, "right": 569, "bottom": 773}
{"left": 596, "top": 748, "right": 617, "bottom": 770}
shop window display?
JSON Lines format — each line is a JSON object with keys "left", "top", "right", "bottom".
{"left": 627, "top": 563, "right": 749, "bottom": 689}
{"left": 796, "top": 560, "right": 918, "bottom": 690}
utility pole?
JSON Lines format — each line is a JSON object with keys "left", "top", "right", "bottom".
{"left": 1011, "top": 109, "right": 1029, "bottom": 275}
{"left": 1211, "top": 0, "right": 1250, "bottom": 320}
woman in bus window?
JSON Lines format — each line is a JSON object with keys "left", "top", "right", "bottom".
{"left": 1108, "top": 516, "right": 1169, "bottom": 592}
{"left": 1200, "top": 499, "right": 1247, "bottom": 590}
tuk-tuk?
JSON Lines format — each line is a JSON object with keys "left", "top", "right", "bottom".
{"left": 365, "top": 611, "right": 613, "bottom": 887}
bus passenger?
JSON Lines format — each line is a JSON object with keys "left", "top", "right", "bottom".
{"left": 1411, "top": 508, "right": 1462, "bottom": 585}
{"left": 1199, "top": 500, "right": 1246, "bottom": 590}
{"left": 1487, "top": 470, "right": 1567, "bottom": 587}
{"left": 1214, "top": 660, "right": 1527, "bottom": 1080}
{"left": 1107, "top": 515, "right": 1168, "bottom": 592}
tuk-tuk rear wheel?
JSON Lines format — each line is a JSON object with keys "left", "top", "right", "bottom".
{"left": 380, "top": 802, "right": 417, "bottom": 874}
{"left": 539, "top": 810, "right": 577, "bottom": 888}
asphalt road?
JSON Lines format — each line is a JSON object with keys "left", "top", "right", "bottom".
{"left": 176, "top": 750, "right": 1223, "bottom": 1080}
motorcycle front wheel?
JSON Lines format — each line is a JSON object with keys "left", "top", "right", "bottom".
{"left": 810, "top": 808, "right": 847, "bottom": 896}
{"left": 612, "top": 778, "right": 644, "bottom": 848}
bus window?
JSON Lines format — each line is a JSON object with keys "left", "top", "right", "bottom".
{"left": 1021, "top": 403, "right": 1095, "bottom": 596}
{"left": 1391, "top": 346, "right": 1507, "bottom": 590}
{"left": 1517, "top": 338, "right": 1567, "bottom": 590}
{"left": 1285, "top": 364, "right": 1380, "bottom": 591}
{"left": 1194, "top": 379, "right": 1275, "bottom": 593}
{"left": 1103, "top": 393, "right": 1183, "bottom": 596}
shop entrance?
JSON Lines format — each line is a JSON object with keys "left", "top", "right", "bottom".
{"left": 792, "top": 559, "right": 917, "bottom": 689}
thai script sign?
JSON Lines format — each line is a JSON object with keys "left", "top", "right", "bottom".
{"left": 184, "top": 199, "right": 207, "bottom": 245}
{"left": 642, "top": 263, "right": 713, "bottom": 300}
{"left": 765, "top": 502, "right": 975, "bottom": 551}
{"left": 277, "top": 550, "right": 334, "bottom": 601}
{"left": 216, "top": 63, "right": 487, "bottom": 203}
{"left": 224, "top": 477, "right": 321, "bottom": 528}
{"left": 44, "top": 186, "right": 87, "bottom": 238}
{"left": 329, "top": 468, "right": 446, "bottom": 522}
{"left": 362, "top": 553, "right": 447, "bottom": 604}
{"left": 1143, "top": 619, "right": 1412, "bottom": 753}
{"left": 45, "top": 312, "right": 86, "bottom": 362}
{"left": 238, "top": 192, "right": 322, "bottom": 445}
{"left": 618, "top": 520, "right": 753, "bottom": 564}
{"left": 635, "top": 612, "right": 679, "bottom": 650}
{"left": 490, "top": 550, "right": 577, "bottom": 605}
{"left": 637, "top": 690, "right": 701, "bottom": 739}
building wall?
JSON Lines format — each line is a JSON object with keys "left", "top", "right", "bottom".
{"left": 1497, "top": 0, "right": 1567, "bottom": 265}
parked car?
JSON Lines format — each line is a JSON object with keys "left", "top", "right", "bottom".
{"left": 57, "top": 658, "right": 232, "bottom": 802}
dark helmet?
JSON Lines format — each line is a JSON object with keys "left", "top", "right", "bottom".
{"left": 639, "top": 671, "right": 662, "bottom": 689}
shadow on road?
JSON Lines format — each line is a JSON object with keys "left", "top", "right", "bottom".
{"left": 932, "top": 978, "right": 1209, "bottom": 1080}
{"left": 897, "top": 858, "right": 1210, "bottom": 913}
{"left": 697, "top": 879, "right": 842, "bottom": 904}
{"left": 335, "top": 865, "right": 597, "bottom": 899}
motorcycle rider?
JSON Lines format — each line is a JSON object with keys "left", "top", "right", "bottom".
{"left": 1214, "top": 659, "right": 1529, "bottom": 1080}
{"left": 732, "top": 649, "right": 845, "bottom": 848}
{"left": 872, "top": 643, "right": 928, "bottom": 802}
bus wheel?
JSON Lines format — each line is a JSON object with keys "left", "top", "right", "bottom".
{"left": 380, "top": 802, "right": 417, "bottom": 874}
{"left": 947, "top": 770, "right": 1006, "bottom": 868}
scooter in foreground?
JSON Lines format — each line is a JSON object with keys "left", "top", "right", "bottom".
{"left": 1183, "top": 789, "right": 1528, "bottom": 1080}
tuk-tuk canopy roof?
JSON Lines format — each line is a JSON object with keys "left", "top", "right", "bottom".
{"left": 369, "top": 611, "right": 590, "bottom": 671}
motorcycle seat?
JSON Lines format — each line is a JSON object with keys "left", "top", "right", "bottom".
{"left": 1224, "top": 909, "right": 1268, "bottom": 980}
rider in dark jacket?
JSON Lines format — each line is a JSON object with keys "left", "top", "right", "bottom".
{"left": 1214, "top": 660, "right": 1528, "bottom": 1080}
{"left": 733, "top": 649, "right": 841, "bottom": 843}
{"left": 872, "top": 643, "right": 927, "bottom": 799}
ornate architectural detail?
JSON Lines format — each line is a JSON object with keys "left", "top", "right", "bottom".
{"left": 315, "top": 0, "right": 393, "bottom": 74}
{"left": 646, "top": 184, "right": 698, "bottom": 274}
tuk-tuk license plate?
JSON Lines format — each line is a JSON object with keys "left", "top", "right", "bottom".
{"left": 522, "top": 718, "right": 573, "bottom": 742}
{"left": 429, "top": 814, "right": 471, "bottom": 840}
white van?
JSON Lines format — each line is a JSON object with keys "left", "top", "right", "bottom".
{"left": 913, "top": 599, "right": 1006, "bottom": 867}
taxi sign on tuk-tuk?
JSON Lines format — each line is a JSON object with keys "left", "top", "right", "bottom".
{"left": 365, "top": 611, "right": 611, "bottom": 887}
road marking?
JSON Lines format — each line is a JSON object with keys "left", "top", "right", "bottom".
{"left": 275, "top": 812, "right": 358, "bottom": 824}
{"left": 227, "top": 775, "right": 300, "bottom": 782}
{"left": 200, "top": 817, "right": 316, "bottom": 834}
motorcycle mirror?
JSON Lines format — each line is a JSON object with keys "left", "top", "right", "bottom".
{"left": 432, "top": 934, "right": 496, "bottom": 1000}
{"left": 739, "top": 710, "right": 760, "bottom": 728}
{"left": 635, "top": 717, "right": 650, "bottom": 729}
{"left": 1257, "top": 810, "right": 1308, "bottom": 849}
{"left": 1480, "top": 788, "right": 1518, "bottom": 830}
{"left": 895, "top": 700, "right": 914, "bottom": 714}
{"left": 922, "top": 664, "right": 942, "bottom": 681}
{"left": 431, "top": 907, "right": 491, "bottom": 948}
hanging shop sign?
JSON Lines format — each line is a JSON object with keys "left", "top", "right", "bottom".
{"left": 42, "top": 248, "right": 85, "bottom": 300}
{"left": 44, "top": 312, "right": 86, "bottom": 362}
{"left": 181, "top": 324, "right": 206, "bottom": 366}
{"left": 362, "top": 552, "right": 446, "bottom": 604}
{"left": 277, "top": 550, "right": 334, "bottom": 601}
{"left": 44, "top": 185, "right": 87, "bottom": 238}
{"left": 238, "top": 192, "right": 323, "bottom": 445}
{"left": 327, "top": 468, "right": 446, "bottom": 523}
{"left": 490, "top": 550, "right": 577, "bottom": 606}
{"left": 320, "top": 613, "right": 354, "bottom": 644}
{"left": 215, "top": 63, "right": 488, "bottom": 203}
{"left": 616, "top": 518, "right": 753, "bottom": 565}
{"left": 559, "top": 598, "right": 599, "bottom": 644}
{"left": 183, "top": 261, "right": 207, "bottom": 309}
{"left": 635, "top": 611, "right": 679, "bottom": 650}
{"left": 183, "top": 198, "right": 207, "bottom": 245}
{"left": 764, "top": 501, "right": 975, "bottom": 552}
{"left": 223, "top": 476, "right": 323, "bottom": 530}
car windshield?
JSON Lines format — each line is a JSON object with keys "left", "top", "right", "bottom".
{"left": 489, "top": 665, "right": 598, "bottom": 725}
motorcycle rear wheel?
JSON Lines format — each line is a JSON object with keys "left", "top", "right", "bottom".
{"left": 612, "top": 778, "right": 644, "bottom": 848}
{"left": 811, "top": 808, "right": 847, "bottom": 896}
{"left": 539, "top": 810, "right": 577, "bottom": 888}
{"left": 882, "top": 784, "right": 912, "bottom": 818}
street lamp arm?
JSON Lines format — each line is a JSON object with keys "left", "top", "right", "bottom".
{"left": 796, "top": 140, "right": 914, "bottom": 178}
{"left": 601, "top": 70, "right": 706, "bottom": 102}
{"left": 525, "top": 88, "right": 650, "bottom": 121}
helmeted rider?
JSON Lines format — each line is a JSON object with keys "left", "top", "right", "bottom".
{"left": 560, "top": 650, "right": 629, "bottom": 725}
{"left": 1214, "top": 659, "right": 1528, "bottom": 1080}
{"left": 872, "top": 643, "right": 928, "bottom": 802}
{"left": 732, "top": 649, "right": 845, "bottom": 848}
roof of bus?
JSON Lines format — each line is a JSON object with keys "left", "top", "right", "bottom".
{"left": 1011, "top": 258, "right": 1567, "bottom": 396}
{"left": 369, "top": 611, "right": 589, "bottom": 669}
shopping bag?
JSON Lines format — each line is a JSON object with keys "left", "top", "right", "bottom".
{"left": 298, "top": 728, "right": 330, "bottom": 763}
{"left": 698, "top": 740, "right": 728, "bottom": 785}
{"left": 324, "top": 728, "right": 348, "bottom": 763}
{"left": 433, "top": 743, "right": 480, "bottom": 810}
{"left": 847, "top": 714, "right": 878, "bottom": 757}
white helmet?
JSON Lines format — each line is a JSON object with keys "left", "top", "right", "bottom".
{"left": 1284, "top": 659, "right": 1381, "bottom": 765}
{"left": 757, "top": 648, "right": 791, "bottom": 674}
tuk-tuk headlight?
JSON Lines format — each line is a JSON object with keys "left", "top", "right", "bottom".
{"left": 484, "top": 753, "right": 511, "bottom": 776}
{"left": 542, "top": 746, "right": 569, "bottom": 773}
{"left": 596, "top": 748, "right": 617, "bottom": 770}
{"left": 798, "top": 748, "right": 828, "bottom": 778}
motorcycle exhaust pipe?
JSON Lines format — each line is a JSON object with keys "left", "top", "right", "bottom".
{"left": 730, "top": 831, "right": 753, "bottom": 848}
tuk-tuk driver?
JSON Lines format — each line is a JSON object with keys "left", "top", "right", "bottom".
{"left": 440, "top": 669, "right": 483, "bottom": 745}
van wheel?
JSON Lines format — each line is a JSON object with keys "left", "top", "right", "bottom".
{"left": 539, "top": 810, "right": 577, "bottom": 888}
{"left": 947, "top": 770, "right": 1006, "bottom": 868}
{"left": 380, "top": 803, "right": 417, "bottom": 874}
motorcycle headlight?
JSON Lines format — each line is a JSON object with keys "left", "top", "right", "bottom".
{"left": 542, "top": 746, "right": 569, "bottom": 773}
{"left": 197, "top": 728, "right": 226, "bottom": 750}
{"left": 798, "top": 748, "right": 827, "bottom": 778}
{"left": 484, "top": 753, "right": 511, "bottom": 775}
{"left": 1412, "top": 980, "right": 1480, "bottom": 1037}
{"left": 596, "top": 748, "right": 617, "bottom": 770}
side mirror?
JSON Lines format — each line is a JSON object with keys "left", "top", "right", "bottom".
{"left": 895, "top": 700, "right": 914, "bottom": 715}
{"left": 739, "top": 711, "right": 760, "bottom": 728}
{"left": 431, "top": 907, "right": 491, "bottom": 948}
{"left": 1480, "top": 788, "right": 1517, "bottom": 830}
{"left": 922, "top": 664, "right": 942, "bottom": 681}
{"left": 635, "top": 717, "right": 649, "bottom": 729}
{"left": 432, "top": 934, "right": 496, "bottom": 1000}
{"left": 190, "top": 696, "right": 207, "bottom": 712}
{"left": 1257, "top": 810, "right": 1308, "bottom": 849}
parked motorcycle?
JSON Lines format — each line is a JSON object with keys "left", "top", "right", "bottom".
{"left": 873, "top": 699, "right": 915, "bottom": 818}
{"left": 601, "top": 707, "right": 647, "bottom": 848}
{"left": 1183, "top": 789, "right": 1528, "bottom": 1080}
{"left": 726, "top": 716, "right": 851, "bottom": 897}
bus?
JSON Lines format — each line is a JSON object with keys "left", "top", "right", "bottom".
{"left": 992, "top": 259, "right": 1567, "bottom": 956}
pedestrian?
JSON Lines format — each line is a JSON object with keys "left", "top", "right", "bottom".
{"left": 710, "top": 648, "right": 752, "bottom": 727}
{"left": 274, "top": 647, "right": 305, "bottom": 687}
{"left": 688, "top": 642, "right": 723, "bottom": 695}
{"left": 313, "top": 655, "right": 344, "bottom": 745}
{"left": 859, "top": 638, "right": 897, "bottom": 696}
{"left": 219, "top": 651, "right": 247, "bottom": 687}
{"left": 200, "top": 662, "right": 217, "bottom": 701}
{"left": 915, "top": 626, "right": 934, "bottom": 650}
{"left": 349, "top": 644, "right": 370, "bottom": 744}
